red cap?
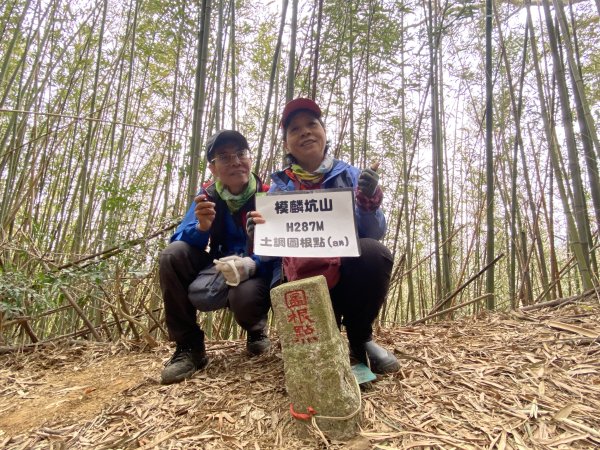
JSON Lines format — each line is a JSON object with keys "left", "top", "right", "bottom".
{"left": 280, "top": 98, "right": 322, "bottom": 128}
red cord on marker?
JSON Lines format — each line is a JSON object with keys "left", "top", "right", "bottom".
{"left": 289, "top": 403, "right": 317, "bottom": 421}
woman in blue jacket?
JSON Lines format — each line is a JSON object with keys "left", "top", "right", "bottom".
{"left": 159, "top": 130, "right": 272, "bottom": 385}
{"left": 249, "top": 98, "right": 399, "bottom": 374}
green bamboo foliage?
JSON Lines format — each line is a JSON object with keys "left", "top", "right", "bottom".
{"left": 0, "top": 0, "right": 34, "bottom": 109}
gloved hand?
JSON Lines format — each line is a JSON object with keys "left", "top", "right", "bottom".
{"left": 246, "top": 211, "right": 265, "bottom": 241}
{"left": 358, "top": 166, "right": 379, "bottom": 198}
{"left": 246, "top": 214, "right": 256, "bottom": 241}
{"left": 213, "top": 256, "right": 256, "bottom": 286}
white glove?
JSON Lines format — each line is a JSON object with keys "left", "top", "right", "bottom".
{"left": 213, "top": 256, "right": 256, "bottom": 286}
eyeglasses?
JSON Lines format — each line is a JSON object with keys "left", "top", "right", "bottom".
{"left": 210, "top": 149, "right": 250, "bottom": 165}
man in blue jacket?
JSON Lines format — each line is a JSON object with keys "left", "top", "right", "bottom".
{"left": 159, "top": 130, "right": 271, "bottom": 384}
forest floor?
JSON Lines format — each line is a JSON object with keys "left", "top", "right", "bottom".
{"left": 1, "top": 299, "right": 599, "bottom": 449}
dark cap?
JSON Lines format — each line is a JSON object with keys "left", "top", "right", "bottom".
{"left": 280, "top": 98, "right": 322, "bottom": 129}
{"left": 205, "top": 130, "right": 249, "bottom": 161}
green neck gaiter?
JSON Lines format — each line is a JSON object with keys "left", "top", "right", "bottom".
{"left": 215, "top": 175, "right": 257, "bottom": 213}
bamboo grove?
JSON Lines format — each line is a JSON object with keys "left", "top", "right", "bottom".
{"left": 0, "top": 0, "right": 598, "bottom": 347}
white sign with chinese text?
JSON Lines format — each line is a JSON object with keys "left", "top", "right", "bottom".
{"left": 253, "top": 188, "right": 360, "bottom": 257}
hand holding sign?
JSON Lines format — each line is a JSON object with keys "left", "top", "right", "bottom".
{"left": 246, "top": 211, "right": 265, "bottom": 241}
{"left": 358, "top": 161, "right": 380, "bottom": 198}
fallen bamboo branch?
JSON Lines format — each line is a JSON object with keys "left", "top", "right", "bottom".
{"left": 409, "top": 294, "right": 493, "bottom": 325}
{"left": 532, "top": 237, "right": 600, "bottom": 305}
{"left": 390, "top": 226, "right": 465, "bottom": 284}
{"left": 62, "top": 288, "right": 102, "bottom": 340}
{"left": 0, "top": 307, "right": 164, "bottom": 354}
{"left": 543, "top": 337, "right": 600, "bottom": 345}
{"left": 426, "top": 253, "right": 504, "bottom": 317}
{"left": 532, "top": 255, "right": 577, "bottom": 304}
{"left": 0, "top": 107, "right": 186, "bottom": 137}
{"left": 0, "top": 338, "right": 112, "bottom": 355}
{"left": 1, "top": 316, "right": 33, "bottom": 328}
{"left": 2, "top": 304, "right": 73, "bottom": 327}
{"left": 520, "top": 287, "right": 600, "bottom": 312}
{"left": 44, "top": 264, "right": 103, "bottom": 341}
{"left": 55, "top": 222, "right": 177, "bottom": 271}
{"left": 20, "top": 319, "right": 39, "bottom": 343}
{"left": 143, "top": 303, "right": 168, "bottom": 337}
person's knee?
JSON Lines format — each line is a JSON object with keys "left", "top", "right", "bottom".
{"left": 359, "top": 238, "right": 393, "bottom": 268}
{"left": 159, "top": 241, "right": 192, "bottom": 273}
{"left": 160, "top": 241, "right": 190, "bottom": 259}
{"left": 189, "top": 283, "right": 228, "bottom": 310}
{"left": 227, "top": 289, "right": 247, "bottom": 314}
{"left": 190, "top": 296, "right": 220, "bottom": 312}
{"left": 228, "top": 281, "right": 269, "bottom": 315}
{"left": 361, "top": 237, "right": 391, "bottom": 255}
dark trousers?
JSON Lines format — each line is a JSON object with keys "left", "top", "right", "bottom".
{"left": 159, "top": 241, "right": 270, "bottom": 345}
{"left": 330, "top": 238, "right": 393, "bottom": 346}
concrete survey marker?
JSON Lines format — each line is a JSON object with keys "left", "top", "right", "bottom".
{"left": 270, "top": 275, "right": 362, "bottom": 440}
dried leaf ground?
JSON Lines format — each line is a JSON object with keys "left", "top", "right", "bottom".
{"left": 1, "top": 300, "right": 599, "bottom": 449}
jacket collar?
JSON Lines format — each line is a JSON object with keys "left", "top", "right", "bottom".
{"left": 272, "top": 159, "right": 350, "bottom": 188}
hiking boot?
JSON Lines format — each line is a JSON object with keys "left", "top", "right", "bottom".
{"left": 161, "top": 342, "right": 208, "bottom": 385}
{"left": 350, "top": 340, "right": 400, "bottom": 374}
{"left": 246, "top": 330, "right": 271, "bottom": 356}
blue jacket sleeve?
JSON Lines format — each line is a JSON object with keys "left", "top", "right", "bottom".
{"left": 254, "top": 177, "right": 285, "bottom": 287}
{"left": 170, "top": 197, "right": 210, "bottom": 250}
{"left": 356, "top": 207, "right": 387, "bottom": 240}
{"left": 344, "top": 166, "right": 387, "bottom": 240}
